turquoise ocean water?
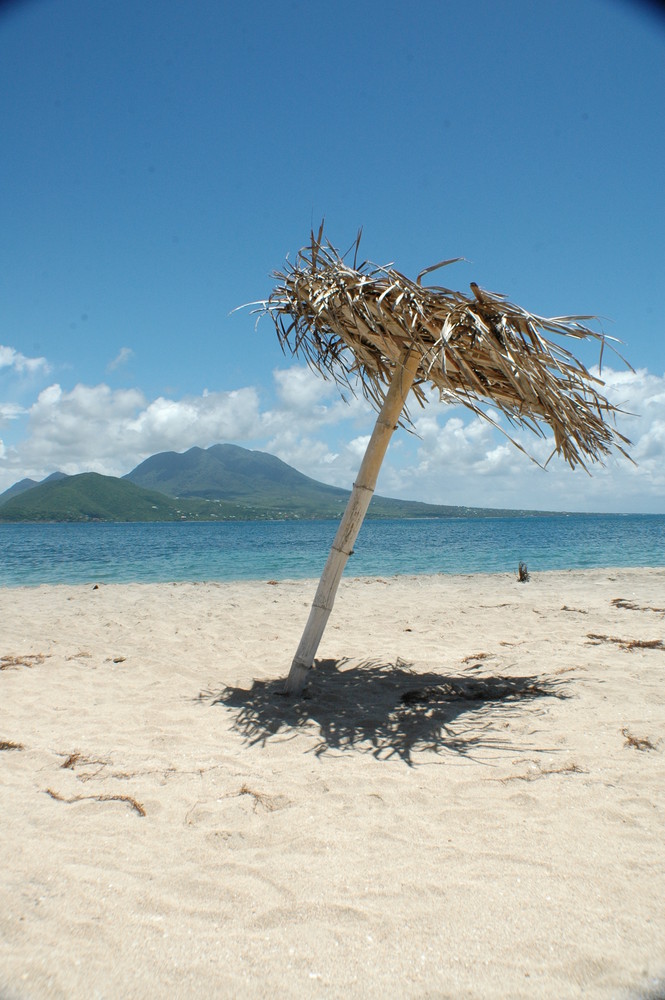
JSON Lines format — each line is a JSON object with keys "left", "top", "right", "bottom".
{"left": 1, "top": 515, "right": 663, "bottom": 587}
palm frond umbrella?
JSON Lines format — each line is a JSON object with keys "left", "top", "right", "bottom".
{"left": 259, "top": 228, "right": 631, "bottom": 695}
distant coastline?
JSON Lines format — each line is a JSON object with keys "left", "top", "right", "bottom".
{"left": 0, "top": 444, "right": 569, "bottom": 523}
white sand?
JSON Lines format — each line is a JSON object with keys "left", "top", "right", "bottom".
{"left": 1, "top": 568, "right": 664, "bottom": 999}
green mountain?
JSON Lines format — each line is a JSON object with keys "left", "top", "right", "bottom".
{"left": 0, "top": 471, "right": 66, "bottom": 506}
{"left": 124, "top": 443, "right": 519, "bottom": 519}
{"left": 0, "top": 444, "right": 558, "bottom": 522}
{"left": 0, "top": 472, "right": 245, "bottom": 523}
{"left": 125, "top": 443, "right": 353, "bottom": 514}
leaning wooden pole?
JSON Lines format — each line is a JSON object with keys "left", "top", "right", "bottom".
{"left": 284, "top": 346, "right": 422, "bottom": 695}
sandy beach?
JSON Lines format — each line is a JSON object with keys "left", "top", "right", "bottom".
{"left": 1, "top": 568, "right": 664, "bottom": 999}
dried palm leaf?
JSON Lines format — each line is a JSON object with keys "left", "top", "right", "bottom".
{"left": 259, "top": 231, "right": 631, "bottom": 471}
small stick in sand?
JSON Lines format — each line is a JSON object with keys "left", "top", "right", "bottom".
{"left": 45, "top": 787, "right": 146, "bottom": 817}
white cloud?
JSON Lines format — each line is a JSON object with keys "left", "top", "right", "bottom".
{"left": 0, "top": 382, "right": 263, "bottom": 487}
{"left": 379, "top": 367, "right": 665, "bottom": 512}
{"left": 1, "top": 364, "right": 663, "bottom": 512}
{"left": 20, "top": 383, "right": 148, "bottom": 475}
{"left": 0, "top": 402, "right": 24, "bottom": 426}
{"left": 259, "top": 366, "right": 374, "bottom": 487}
{"left": 107, "top": 347, "right": 134, "bottom": 371}
{"left": 265, "top": 366, "right": 371, "bottom": 433}
{"left": 272, "top": 366, "right": 329, "bottom": 415}
{"left": 128, "top": 388, "right": 262, "bottom": 454}
{"left": 264, "top": 432, "right": 341, "bottom": 481}
{"left": 347, "top": 435, "right": 371, "bottom": 461}
{"left": 0, "top": 345, "right": 49, "bottom": 375}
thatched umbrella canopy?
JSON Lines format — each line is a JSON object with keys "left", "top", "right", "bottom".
{"left": 259, "top": 229, "right": 630, "bottom": 695}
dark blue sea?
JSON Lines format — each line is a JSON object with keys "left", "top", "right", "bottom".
{"left": 1, "top": 515, "right": 664, "bottom": 587}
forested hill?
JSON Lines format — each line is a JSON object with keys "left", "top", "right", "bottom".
{"left": 0, "top": 444, "right": 555, "bottom": 521}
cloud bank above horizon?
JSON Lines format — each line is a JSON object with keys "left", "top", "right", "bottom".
{"left": 0, "top": 342, "right": 663, "bottom": 513}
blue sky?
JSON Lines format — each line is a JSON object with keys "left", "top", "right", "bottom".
{"left": 1, "top": 0, "right": 664, "bottom": 512}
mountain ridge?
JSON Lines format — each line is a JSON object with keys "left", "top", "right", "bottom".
{"left": 0, "top": 444, "right": 561, "bottom": 521}
{"left": 0, "top": 471, "right": 67, "bottom": 505}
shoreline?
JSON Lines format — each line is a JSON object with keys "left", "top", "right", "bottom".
{"left": 1, "top": 511, "right": 664, "bottom": 523}
{"left": 2, "top": 569, "right": 664, "bottom": 997}
{"left": 2, "top": 562, "right": 665, "bottom": 590}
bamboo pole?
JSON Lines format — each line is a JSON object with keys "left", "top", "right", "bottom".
{"left": 284, "top": 345, "right": 422, "bottom": 695}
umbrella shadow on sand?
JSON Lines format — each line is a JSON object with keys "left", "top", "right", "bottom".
{"left": 207, "top": 658, "right": 569, "bottom": 766}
